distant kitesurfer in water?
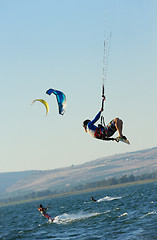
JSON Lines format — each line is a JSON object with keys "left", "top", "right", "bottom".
{"left": 91, "top": 196, "right": 97, "bottom": 202}
{"left": 37, "top": 204, "right": 52, "bottom": 221}
{"left": 83, "top": 108, "right": 128, "bottom": 142}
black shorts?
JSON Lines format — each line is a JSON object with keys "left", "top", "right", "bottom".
{"left": 103, "top": 120, "right": 117, "bottom": 137}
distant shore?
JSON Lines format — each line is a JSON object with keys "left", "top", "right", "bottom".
{"left": 1, "top": 178, "right": 157, "bottom": 207}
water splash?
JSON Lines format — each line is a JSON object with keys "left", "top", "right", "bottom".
{"left": 97, "top": 196, "right": 122, "bottom": 202}
{"left": 53, "top": 212, "right": 101, "bottom": 224}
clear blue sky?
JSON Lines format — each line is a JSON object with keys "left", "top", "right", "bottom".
{"left": 0, "top": 0, "right": 157, "bottom": 172}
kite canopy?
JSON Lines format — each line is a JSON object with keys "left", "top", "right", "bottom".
{"left": 31, "top": 99, "right": 49, "bottom": 116}
{"left": 46, "top": 88, "right": 66, "bottom": 115}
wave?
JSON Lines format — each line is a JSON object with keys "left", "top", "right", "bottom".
{"left": 119, "top": 212, "right": 128, "bottom": 218}
{"left": 97, "top": 196, "right": 122, "bottom": 202}
{"left": 140, "top": 211, "right": 157, "bottom": 219}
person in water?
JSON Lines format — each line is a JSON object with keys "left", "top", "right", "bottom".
{"left": 83, "top": 108, "right": 127, "bottom": 142}
{"left": 91, "top": 196, "right": 97, "bottom": 202}
{"left": 37, "top": 204, "right": 52, "bottom": 221}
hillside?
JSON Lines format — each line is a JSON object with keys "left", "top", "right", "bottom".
{"left": 0, "top": 170, "right": 38, "bottom": 195}
{"left": 1, "top": 147, "right": 157, "bottom": 199}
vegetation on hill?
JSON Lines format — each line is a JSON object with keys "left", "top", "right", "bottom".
{"left": 1, "top": 171, "right": 157, "bottom": 205}
{"left": 1, "top": 147, "right": 157, "bottom": 206}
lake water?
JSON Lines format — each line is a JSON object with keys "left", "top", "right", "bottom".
{"left": 0, "top": 182, "right": 157, "bottom": 240}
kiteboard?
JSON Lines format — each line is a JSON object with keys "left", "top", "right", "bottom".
{"left": 116, "top": 137, "right": 130, "bottom": 145}
{"left": 49, "top": 218, "right": 54, "bottom": 223}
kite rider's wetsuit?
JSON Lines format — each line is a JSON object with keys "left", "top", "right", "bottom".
{"left": 86, "top": 111, "right": 117, "bottom": 141}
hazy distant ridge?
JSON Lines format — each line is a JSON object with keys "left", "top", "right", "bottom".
{"left": 1, "top": 147, "right": 157, "bottom": 198}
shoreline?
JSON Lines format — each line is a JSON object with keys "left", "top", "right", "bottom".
{"left": 0, "top": 178, "right": 157, "bottom": 207}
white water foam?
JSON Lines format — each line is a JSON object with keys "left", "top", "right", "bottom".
{"left": 97, "top": 196, "right": 122, "bottom": 202}
{"left": 53, "top": 212, "right": 101, "bottom": 224}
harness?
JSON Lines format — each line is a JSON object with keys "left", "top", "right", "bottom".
{"left": 94, "top": 124, "right": 104, "bottom": 139}
{"left": 94, "top": 122, "right": 116, "bottom": 139}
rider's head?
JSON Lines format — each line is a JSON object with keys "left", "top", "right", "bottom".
{"left": 83, "top": 119, "right": 90, "bottom": 132}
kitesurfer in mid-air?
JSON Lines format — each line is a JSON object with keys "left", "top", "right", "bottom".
{"left": 37, "top": 204, "right": 52, "bottom": 221}
{"left": 83, "top": 108, "right": 128, "bottom": 142}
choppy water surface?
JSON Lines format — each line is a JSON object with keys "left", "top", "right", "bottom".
{"left": 0, "top": 182, "right": 157, "bottom": 239}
